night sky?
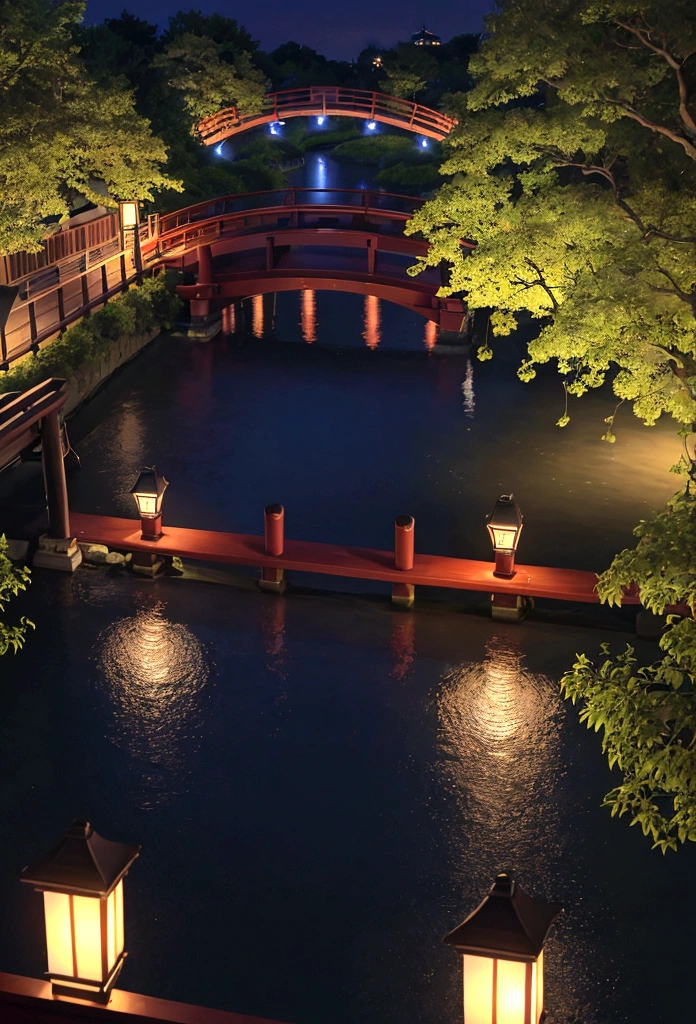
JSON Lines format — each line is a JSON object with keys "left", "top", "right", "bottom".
{"left": 83, "top": 0, "right": 495, "bottom": 61}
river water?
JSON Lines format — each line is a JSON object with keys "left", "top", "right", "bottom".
{"left": 0, "top": 143, "right": 692, "bottom": 1024}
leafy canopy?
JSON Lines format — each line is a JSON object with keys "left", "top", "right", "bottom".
{"left": 406, "top": 0, "right": 696, "bottom": 431}
{"left": 0, "top": 537, "right": 33, "bottom": 657}
{"left": 0, "top": 0, "right": 179, "bottom": 255}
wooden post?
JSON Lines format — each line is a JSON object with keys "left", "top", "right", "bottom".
{"left": 393, "top": 514, "right": 415, "bottom": 607}
{"left": 42, "top": 410, "right": 70, "bottom": 539}
{"left": 260, "top": 503, "right": 286, "bottom": 593}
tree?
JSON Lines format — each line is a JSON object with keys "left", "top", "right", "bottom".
{"left": 406, "top": 1, "right": 696, "bottom": 430}
{"left": 0, "top": 0, "right": 179, "bottom": 256}
{"left": 562, "top": 485, "right": 696, "bottom": 852}
{"left": 381, "top": 43, "right": 438, "bottom": 100}
{"left": 405, "top": 0, "right": 696, "bottom": 848}
{"left": 156, "top": 32, "right": 267, "bottom": 122}
{"left": 0, "top": 537, "right": 33, "bottom": 656}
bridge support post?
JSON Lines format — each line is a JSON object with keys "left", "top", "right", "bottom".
{"left": 32, "top": 410, "right": 82, "bottom": 572}
{"left": 260, "top": 503, "right": 287, "bottom": 594}
{"left": 393, "top": 515, "right": 415, "bottom": 608}
{"left": 188, "top": 244, "right": 221, "bottom": 341}
{"left": 490, "top": 593, "right": 530, "bottom": 622}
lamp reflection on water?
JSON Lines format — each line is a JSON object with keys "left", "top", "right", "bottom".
{"left": 437, "top": 637, "right": 563, "bottom": 855}
{"left": 437, "top": 637, "right": 603, "bottom": 1021}
{"left": 252, "top": 294, "right": 264, "bottom": 339}
{"left": 96, "top": 603, "right": 209, "bottom": 807}
{"left": 363, "top": 294, "right": 381, "bottom": 349}
{"left": 301, "top": 289, "right": 317, "bottom": 343}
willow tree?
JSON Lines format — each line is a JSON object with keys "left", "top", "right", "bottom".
{"left": 406, "top": 1, "right": 696, "bottom": 850}
{"left": 0, "top": 0, "right": 179, "bottom": 255}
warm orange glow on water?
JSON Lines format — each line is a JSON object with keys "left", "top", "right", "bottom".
{"left": 390, "top": 613, "right": 416, "bottom": 681}
{"left": 252, "top": 294, "right": 264, "bottom": 338}
{"left": 437, "top": 637, "right": 564, "bottom": 866}
{"left": 96, "top": 604, "right": 208, "bottom": 807}
{"left": 424, "top": 320, "right": 437, "bottom": 351}
{"left": 301, "top": 289, "right": 317, "bottom": 343}
{"left": 363, "top": 294, "right": 381, "bottom": 349}
{"left": 222, "top": 303, "right": 236, "bottom": 333}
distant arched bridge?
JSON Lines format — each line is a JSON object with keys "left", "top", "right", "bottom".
{"left": 142, "top": 188, "right": 469, "bottom": 331}
{"left": 197, "top": 87, "right": 457, "bottom": 145}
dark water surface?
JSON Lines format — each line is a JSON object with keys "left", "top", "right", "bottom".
{"left": 0, "top": 145, "right": 691, "bottom": 1024}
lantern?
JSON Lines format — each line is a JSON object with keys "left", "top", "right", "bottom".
{"left": 445, "top": 873, "right": 561, "bottom": 1024}
{"left": 118, "top": 202, "right": 139, "bottom": 230}
{"left": 486, "top": 495, "right": 523, "bottom": 578}
{"left": 130, "top": 466, "right": 168, "bottom": 540}
{"left": 20, "top": 819, "right": 140, "bottom": 1003}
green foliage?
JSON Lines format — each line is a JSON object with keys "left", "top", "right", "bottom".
{"left": 597, "top": 487, "right": 696, "bottom": 614}
{"left": 375, "top": 162, "right": 444, "bottom": 192}
{"left": 380, "top": 42, "right": 438, "bottom": 100}
{"left": 562, "top": 630, "right": 696, "bottom": 852}
{"left": 156, "top": 33, "right": 267, "bottom": 122}
{"left": 332, "top": 135, "right": 423, "bottom": 166}
{"left": 0, "top": 536, "right": 34, "bottom": 657}
{"left": 0, "top": 275, "right": 182, "bottom": 395}
{"left": 0, "top": 0, "right": 179, "bottom": 256}
{"left": 405, "top": 0, "right": 696, "bottom": 431}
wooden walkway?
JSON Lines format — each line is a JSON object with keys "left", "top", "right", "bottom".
{"left": 70, "top": 513, "right": 639, "bottom": 605}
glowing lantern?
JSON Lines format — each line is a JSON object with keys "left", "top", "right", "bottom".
{"left": 486, "top": 494, "right": 523, "bottom": 579}
{"left": 118, "top": 202, "right": 139, "bottom": 230}
{"left": 20, "top": 820, "right": 141, "bottom": 1003}
{"left": 445, "top": 873, "right": 561, "bottom": 1024}
{"left": 130, "top": 466, "right": 168, "bottom": 540}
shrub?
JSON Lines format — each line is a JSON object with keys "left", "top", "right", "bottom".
{"left": 0, "top": 273, "right": 182, "bottom": 394}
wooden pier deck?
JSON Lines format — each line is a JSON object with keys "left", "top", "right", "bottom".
{"left": 70, "top": 513, "right": 639, "bottom": 605}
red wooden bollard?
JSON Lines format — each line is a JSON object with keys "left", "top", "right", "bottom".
{"left": 264, "top": 503, "right": 284, "bottom": 557}
{"left": 394, "top": 515, "right": 415, "bottom": 571}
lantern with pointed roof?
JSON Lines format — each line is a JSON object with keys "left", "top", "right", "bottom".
{"left": 130, "top": 466, "right": 168, "bottom": 540}
{"left": 445, "top": 873, "right": 561, "bottom": 1024}
{"left": 20, "top": 820, "right": 141, "bottom": 1003}
{"left": 486, "top": 494, "right": 523, "bottom": 579}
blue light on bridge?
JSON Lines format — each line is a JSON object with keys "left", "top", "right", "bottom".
{"left": 366, "top": 121, "right": 377, "bottom": 131}
{"left": 316, "top": 116, "right": 326, "bottom": 126}
{"left": 420, "top": 138, "right": 429, "bottom": 148}
{"left": 269, "top": 120, "right": 285, "bottom": 136}
{"left": 214, "top": 143, "right": 224, "bottom": 156}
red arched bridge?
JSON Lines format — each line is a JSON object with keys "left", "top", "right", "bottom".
{"left": 197, "top": 87, "right": 456, "bottom": 145}
{"left": 143, "top": 188, "right": 469, "bottom": 331}
{"left": 0, "top": 188, "right": 468, "bottom": 367}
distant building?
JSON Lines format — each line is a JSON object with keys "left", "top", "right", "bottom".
{"left": 411, "top": 25, "right": 441, "bottom": 46}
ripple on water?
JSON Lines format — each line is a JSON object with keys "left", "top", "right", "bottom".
{"left": 435, "top": 636, "right": 615, "bottom": 1024}
{"left": 94, "top": 602, "right": 210, "bottom": 809}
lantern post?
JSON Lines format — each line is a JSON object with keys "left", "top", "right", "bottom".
{"left": 130, "top": 466, "right": 168, "bottom": 541}
{"left": 486, "top": 494, "right": 523, "bottom": 579}
{"left": 20, "top": 819, "right": 140, "bottom": 1004}
{"left": 445, "top": 873, "right": 561, "bottom": 1024}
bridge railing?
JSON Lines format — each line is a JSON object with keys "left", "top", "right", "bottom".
{"left": 157, "top": 188, "right": 425, "bottom": 235}
{"left": 197, "top": 87, "right": 456, "bottom": 143}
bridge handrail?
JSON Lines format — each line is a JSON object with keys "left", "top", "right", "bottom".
{"left": 157, "top": 188, "right": 425, "bottom": 235}
{"left": 197, "top": 86, "right": 456, "bottom": 143}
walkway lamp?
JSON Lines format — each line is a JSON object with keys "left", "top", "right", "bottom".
{"left": 445, "top": 873, "right": 561, "bottom": 1024}
{"left": 486, "top": 494, "right": 523, "bottom": 579}
{"left": 130, "top": 466, "right": 168, "bottom": 540}
{"left": 20, "top": 819, "right": 140, "bottom": 1003}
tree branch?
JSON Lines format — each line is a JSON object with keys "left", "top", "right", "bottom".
{"left": 614, "top": 18, "right": 696, "bottom": 135}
